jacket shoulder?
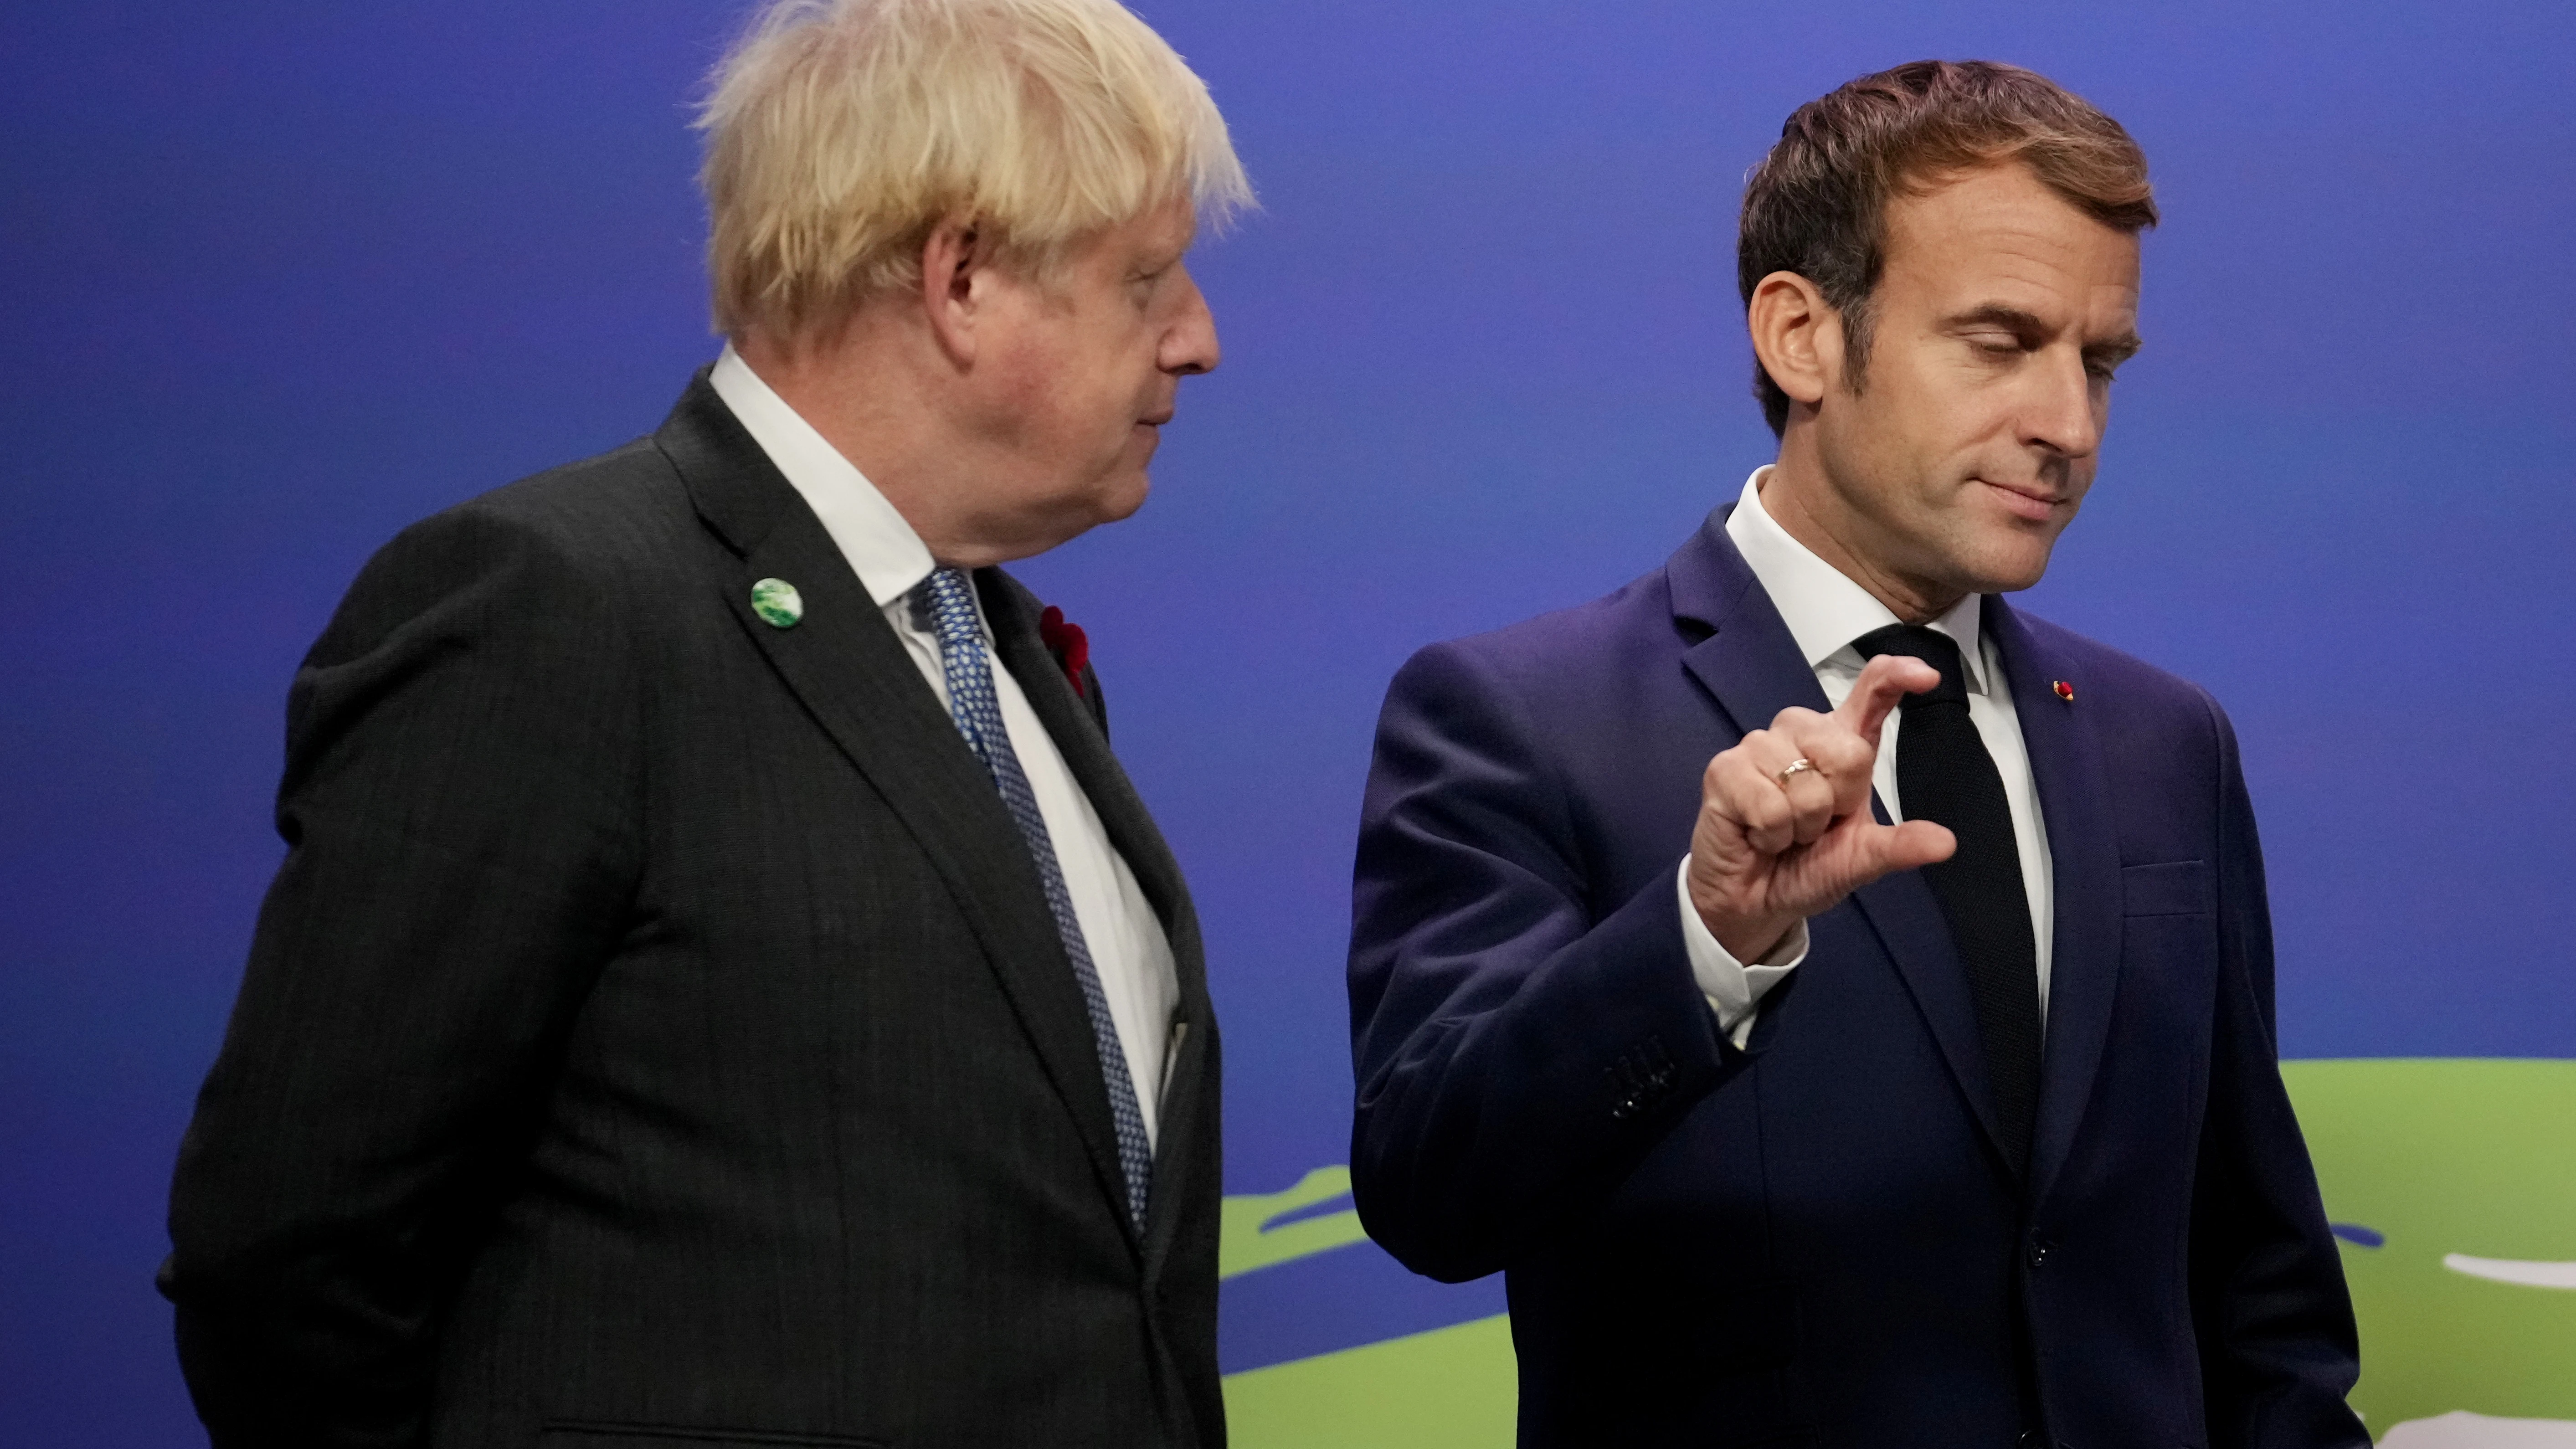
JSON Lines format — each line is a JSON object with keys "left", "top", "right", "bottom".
{"left": 427, "top": 434, "right": 700, "bottom": 569}
{"left": 1390, "top": 565, "right": 1675, "bottom": 712}
{"left": 307, "top": 434, "right": 710, "bottom": 673}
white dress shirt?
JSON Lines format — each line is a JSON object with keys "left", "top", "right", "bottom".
{"left": 1679, "top": 466, "right": 2056, "bottom": 1048}
{"left": 709, "top": 346, "right": 1181, "bottom": 1143}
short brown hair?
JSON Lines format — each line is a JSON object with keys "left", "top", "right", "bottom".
{"left": 1737, "top": 60, "right": 2157, "bottom": 436}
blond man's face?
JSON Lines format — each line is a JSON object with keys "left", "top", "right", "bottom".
{"left": 966, "top": 199, "right": 1217, "bottom": 541}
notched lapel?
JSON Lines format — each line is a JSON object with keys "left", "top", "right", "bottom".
{"left": 1986, "top": 597, "right": 2124, "bottom": 1207}
{"left": 655, "top": 376, "right": 1143, "bottom": 1245}
{"left": 979, "top": 574, "right": 1194, "bottom": 951}
{"left": 1675, "top": 595, "right": 1832, "bottom": 741}
{"left": 1669, "top": 504, "right": 1833, "bottom": 739}
{"left": 981, "top": 571, "right": 1215, "bottom": 1269}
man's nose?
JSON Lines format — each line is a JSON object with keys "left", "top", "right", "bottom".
{"left": 2019, "top": 348, "right": 2103, "bottom": 460}
{"left": 1162, "top": 270, "right": 1219, "bottom": 376}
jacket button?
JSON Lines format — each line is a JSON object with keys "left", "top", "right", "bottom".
{"left": 2027, "top": 1238, "right": 2052, "bottom": 1269}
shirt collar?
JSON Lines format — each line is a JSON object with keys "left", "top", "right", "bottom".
{"left": 708, "top": 343, "right": 936, "bottom": 610}
{"left": 1721, "top": 465, "right": 1988, "bottom": 694}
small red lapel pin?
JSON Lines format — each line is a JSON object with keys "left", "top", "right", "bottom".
{"left": 2052, "top": 679, "right": 2076, "bottom": 703}
{"left": 1039, "top": 605, "right": 1090, "bottom": 699}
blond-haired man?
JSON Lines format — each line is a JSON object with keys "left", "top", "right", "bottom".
{"left": 159, "top": 2, "right": 1249, "bottom": 1444}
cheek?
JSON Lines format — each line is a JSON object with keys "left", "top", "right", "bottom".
{"left": 1100, "top": 351, "right": 1158, "bottom": 434}
{"left": 1907, "top": 393, "right": 2027, "bottom": 497}
{"left": 990, "top": 332, "right": 1074, "bottom": 436}
{"left": 1836, "top": 385, "right": 1958, "bottom": 509}
{"left": 1076, "top": 371, "right": 1149, "bottom": 475}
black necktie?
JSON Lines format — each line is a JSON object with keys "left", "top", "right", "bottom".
{"left": 1853, "top": 624, "right": 2043, "bottom": 1179}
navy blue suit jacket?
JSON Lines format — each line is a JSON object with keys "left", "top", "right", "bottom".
{"left": 1348, "top": 509, "right": 2365, "bottom": 1447}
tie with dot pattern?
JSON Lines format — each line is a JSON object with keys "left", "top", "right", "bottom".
{"left": 920, "top": 566, "right": 1152, "bottom": 1233}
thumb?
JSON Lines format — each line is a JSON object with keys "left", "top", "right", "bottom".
{"left": 1780, "top": 817, "right": 1957, "bottom": 911}
{"left": 1868, "top": 818, "right": 1956, "bottom": 874}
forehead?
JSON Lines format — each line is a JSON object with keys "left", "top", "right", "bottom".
{"left": 1102, "top": 195, "right": 1196, "bottom": 262}
{"left": 1880, "top": 163, "right": 2140, "bottom": 320}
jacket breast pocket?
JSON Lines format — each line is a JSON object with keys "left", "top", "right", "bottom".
{"left": 540, "top": 1424, "right": 887, "bottom": 1449}
{"left": 2121, "top": 859, "right": 2213, "bottom": 917}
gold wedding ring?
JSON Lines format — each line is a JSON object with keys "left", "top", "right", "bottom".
{"left": 1776, "top": 757, "right": 1818, "bottom": 787}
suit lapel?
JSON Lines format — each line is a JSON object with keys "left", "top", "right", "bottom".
{"left": 1984, "top": 596, "right": 2124, "bottom": 1206}
{"left": 980, "top": 573, "right": 1214, "bottom": 1272}
{"left": 1667, "top": 509, "right": 2016, "bottom": 1175}
{"left": 654, "top": 373, "right": 1140, "bottom": 1244}
{"left": 981, "top": 575, "right": 1194, "bottom": 947}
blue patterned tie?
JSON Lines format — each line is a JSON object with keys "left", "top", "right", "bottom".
{"left": 919, "top": 567, "right": 1152, "bottom": 1231}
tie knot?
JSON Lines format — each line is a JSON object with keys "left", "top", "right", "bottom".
{"left": 1851, "top": 623, "right": 1970, "bottom": 709}
{"left": 918, "top": 567, "right": 982, "bottom": 652}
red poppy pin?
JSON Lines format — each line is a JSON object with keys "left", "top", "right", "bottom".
{"left": 1039, "top": 605, "right": 1090, "bottom": 699}
{"left": 2052, "top": 679, "right": 2076, "bottom": 703}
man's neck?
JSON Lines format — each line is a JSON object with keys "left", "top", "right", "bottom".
{"left": 1759, "top": 442, "right": 1962, "bottom": 626}
{"left": 734, "top": 323, "right": 1014, "bottom": 569}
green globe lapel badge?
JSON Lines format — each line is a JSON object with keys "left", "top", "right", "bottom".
{"left": 750, "top": 577, "right": 803, "bottom": 629}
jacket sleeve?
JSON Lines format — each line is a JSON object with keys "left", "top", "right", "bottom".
{"left": 1347, "top": 640, "right": 1730, "bottom": 1284}
{"left": 2187, "top": 694, "right": 2370, "bottom": 1448}
{"left": 159, "top": 503, "right": 645, "bottom": 1449}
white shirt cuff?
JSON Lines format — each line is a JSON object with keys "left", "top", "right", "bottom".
{"left": 1675, "top": 855, "right": 1809, "bottom": 1050}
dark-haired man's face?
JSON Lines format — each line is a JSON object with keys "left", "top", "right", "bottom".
{"left": 1808, "top": 163, "right": 2140, "bottom": 613}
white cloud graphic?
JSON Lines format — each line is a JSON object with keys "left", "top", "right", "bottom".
{"left": 2442, "top": 1255, "right": 2576, "bottom": 1290}
{"left": 2381, "top": 1412, "right": 2576, "bottom": 1447}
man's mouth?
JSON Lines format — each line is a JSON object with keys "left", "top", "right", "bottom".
{"left": 1976, "top": 478, "right": 2064, "bottom": 522}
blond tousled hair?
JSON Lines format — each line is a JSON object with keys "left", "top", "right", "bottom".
{"left": 697, "top": 0, "right": 1253, "bottom": 339}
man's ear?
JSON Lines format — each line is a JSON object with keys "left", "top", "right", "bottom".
{"left": 1747, "top": 270, "right": 1844, "bottom": 413}
{"left": 918, "top": 217, "right": 987, "bottom": 369}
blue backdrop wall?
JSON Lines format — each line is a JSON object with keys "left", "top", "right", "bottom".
{"left": 6, "top": 1, "right": 2574, "bottom": 1442}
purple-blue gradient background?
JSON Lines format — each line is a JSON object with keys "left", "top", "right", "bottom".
{"left": 6, "top": 0, "right": 2574, "bottom": 1438}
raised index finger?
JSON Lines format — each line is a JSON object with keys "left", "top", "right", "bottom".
{"left": 1834, "top": 652, "right": 1940, "bottom": 747}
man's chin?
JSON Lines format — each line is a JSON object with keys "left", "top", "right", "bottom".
{"left": 1970, "top": 544, "right": 2057, "bottom": 595}
{"left": 1098, "top": 471, "right": 1151, "bottom": 523}
{"left": 1935, "top": 524, "right": 2063, "bottom": 597}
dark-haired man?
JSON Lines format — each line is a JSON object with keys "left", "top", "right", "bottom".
{"left": 1348, "top": 61, "right": 2365, "bottom": 1445}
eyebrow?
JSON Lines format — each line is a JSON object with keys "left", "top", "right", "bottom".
{"left": 1947, "top": 303, "right": 2142, "bottom": 366}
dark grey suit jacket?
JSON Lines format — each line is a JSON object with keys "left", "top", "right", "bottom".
{"left": 160, "top": 371, "right": 1225, "bottom": 1449}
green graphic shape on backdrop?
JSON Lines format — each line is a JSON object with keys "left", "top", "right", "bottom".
{"left": 1220, "top": 1058, "right": 2576, "bottom": 1447}
{"left": 1222, "top": 1166, "right": 1370, "bottom": 1280}
{"left": 2295, "top": 1059, "right": 2576, "bottom": 1432}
